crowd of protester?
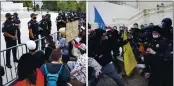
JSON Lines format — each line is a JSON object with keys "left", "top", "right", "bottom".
{"left": 0, "top": 10, "right": 86, "bottom": 86}
{"left": 88, "top": 18, "right": 173, "bottom": 86}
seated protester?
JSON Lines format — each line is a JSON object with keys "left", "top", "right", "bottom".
{"left": 59, "top": 27, "right": 69, "bottom": 64}
{"left": 69, "top": 43, "right": 86, "bottom": 85}
{"left": 40, "top": 47, "right": 70, "bottom": 86}
{"left": 14, "top": 53, "right": 44, "bottom": 86}
{"left": 26, "top": 40, "right": 45, "bottom": 68}
{"left": 0, "top": 66, "right": 4, "bottom": 86}
{"left": 44, "top": 35, "right": 56, "bottom": 62}
{"left": 71, "top": 37, "right": 82, "bottom": 58}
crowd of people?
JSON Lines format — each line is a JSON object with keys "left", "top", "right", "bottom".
{"left": 0, "top": 10, "right": 86, "bottom": 86}
{"left": 88, "top": 18, "right": 173, "bottom": 86}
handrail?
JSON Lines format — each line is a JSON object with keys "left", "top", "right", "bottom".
{"left": 113, "top": 3, "right": 173, "bottom": 21}
{"left": 112, "top": 3, "right": 173, "bottom": 27}
{"left": 106, "top": 1, "right": 138, "bottom": 9}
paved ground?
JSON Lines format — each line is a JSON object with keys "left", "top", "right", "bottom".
{"left": 122, "top": 72, "right": 148, "bottom": 86}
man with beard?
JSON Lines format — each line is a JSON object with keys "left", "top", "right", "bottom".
{"left": 89, "top": 29, "right": 125, "bottom": 86}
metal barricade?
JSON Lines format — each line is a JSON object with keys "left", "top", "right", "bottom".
{"left": 1, "top": 44, "right": 28, "bottom": 86}
{"left": 1, "top": 31, "right": 60, "bottom": 86}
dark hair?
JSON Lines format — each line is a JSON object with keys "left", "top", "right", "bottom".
{"left": 17, "top": 53, "right": 37, "bottom": 84}
{"left": 50, "top": 47, "right": 61, "bottom": 61}
{"left": 46, "top": 36, "right": 56, "bottom": 49}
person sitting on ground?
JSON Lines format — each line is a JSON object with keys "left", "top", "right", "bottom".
{"left": 69, "top": 43, "right": 86, "bottom": 86}
{"left": 40, "top": 47, "right": 71, "bottom": 86}
{"left": 14, "top": 53, "right": 44, "bottom": 86}
{"left": 0, "top": 66, "right": 4, "bottom": 86}
{"left": 26, "top": 40, "right": 45, "bottom": 68}
{"left": 44, "top": 35, "right": 56, "bottom": 62}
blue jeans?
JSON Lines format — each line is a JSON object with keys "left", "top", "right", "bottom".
{"left": 102, "top": 62, "right": 125, "bottom": 86}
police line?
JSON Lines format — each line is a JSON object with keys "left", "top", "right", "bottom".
{"left": 1, "top": 31, "right": 60, "bottom": 86}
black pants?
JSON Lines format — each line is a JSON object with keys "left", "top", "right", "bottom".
{"left": 16, "top": 28, "right": 21, "bottom": 44}
{"left": 48, "top": 28, "right": 51, "bottom": 35}
{"left": 57, "top": 25, "right": 61, "bottom": 40}
{"left": 29, "top": 36, "right": 39, "bottom": 50}
{"left": 40, "top": 34, "right": 45, "bottom": 50}
{"left": 5, "top": 40, "right": 17, "bottom": 65}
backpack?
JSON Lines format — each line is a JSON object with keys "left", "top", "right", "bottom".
{"left": 44, "top": 64, "right": 63, "bottom": 86}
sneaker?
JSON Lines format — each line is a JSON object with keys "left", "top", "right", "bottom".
{"left": 6, "top": 64, "right": 12, "bottom": 68}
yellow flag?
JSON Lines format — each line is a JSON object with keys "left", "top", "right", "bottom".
{"left": 123, "top": 31, "right": 137, "bottom": 76}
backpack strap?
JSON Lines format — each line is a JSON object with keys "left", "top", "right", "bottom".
{"left": 57, "top": 65, "right": 63, "bottom": 75}
{"left": 44, "top": 64, "right": 49, "bottom": 75}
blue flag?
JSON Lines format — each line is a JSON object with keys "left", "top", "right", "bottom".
{"left": 94, "top": 6, "right": 106, "bottom": 30}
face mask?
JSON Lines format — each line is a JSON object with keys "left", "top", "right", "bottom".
{"left": 153, "top": 35, "right": 159, "bottom": 38}
{"left": 8, "top": 17, "right": 12, "bottom": 20}
{"left": 33, "top": 17, "right": 37, "bottom": 20}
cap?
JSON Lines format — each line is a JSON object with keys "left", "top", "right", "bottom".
{"left": 152, "top": 25, "right": 162, "bottom": 34}
{"left": 162, "top": 18, "right": 172, "bottom": 26}
{"left": 5, "top": 13, "right": 12, "bottom": 18}
{"left": 107, "top": 26, "right": 112, "bottom": 30}
{"left": 26, "top": 40, "right": 36, "bottom": 50}
{"left": 30, "top": 13, "right": 37, "bottom": 17}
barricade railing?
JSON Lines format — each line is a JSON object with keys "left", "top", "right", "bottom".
{"left": 1, "top": 31, "right": 60, "bottom": 86}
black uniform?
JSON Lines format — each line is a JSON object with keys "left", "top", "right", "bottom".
{"left": 45, "top": 14, "right": 52, "bottom": 35}
{"left": 28, "top": 19, "right": 39, "bottom": 50}
{"left": 46, "top": 19, "right": 52, "bottom": 34}
{"left": 39, "top": 19, "right": 48, "bottom": 50}
{"left": 13, "top": 17, "right": 21, "bottom": 44}
{"left": 144, "top": 36, "right": 171, "bottom": 86}
{"left": 2, "top": 19, "right": 18, "bottom": 66}
{"left": 56, "top": 14, "right": 66, "bottom": 40}
{"left": 56, "top": 15, "right": 65, "bottom": 30}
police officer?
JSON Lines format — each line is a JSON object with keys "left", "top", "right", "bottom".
{"left": 39, "top": 15, "right": 48, "bottom": 50}
{"left": 28, "top": 13, "right": 39, "bottom": 50}
{"left": 2, "top": 13, "right": 18, "bottom": 68}
{"left": 56, "top": 13, "right": 66, "bottom": 39}
{"left": 13, "top": 12, "right": 21, "bottom": 44}
{"left": 45, "top": 14, "right": 52, "bottom": 35}
{"left": 144, "top": 25, "right": 172, "bottom": 86}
